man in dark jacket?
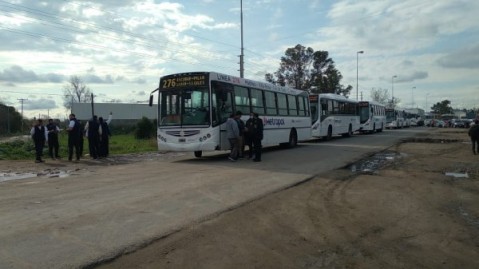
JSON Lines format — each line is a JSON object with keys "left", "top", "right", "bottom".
{"left": 30, "top": 119, "right": 48, "bottom": 163}
{"left": 85, "top": 115, "right": 100, "bottom": 159}
{"left": 245, "top": 112, "right": 264, "bottom": 162}
{"left": 468, "top": 120, "right": 479, "bottom": 155}
{"left": 67, "top": 114, "right": 82, "bottom": 161}
{"left": 46, "top": 119, "right": 60, "bottom": 159}
{"left": 98, "top": 116, "right": 111, "bottom": 158}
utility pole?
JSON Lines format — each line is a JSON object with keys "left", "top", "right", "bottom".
{"left": 239, "top": 0, "right": 244, "bottom": 78}
{"left": 18, "top": 98, "right": 27, "bottom": 131}
{"left": 91, "top": 93, "right": 95, "bottom": 118}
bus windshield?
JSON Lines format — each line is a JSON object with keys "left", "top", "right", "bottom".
{"left": 359, "top": 106, "right": 370, "bottom": 123}
{"left": 160, "top": 87, "right": 210, "bottom": 126}
{"left": 386, "top": 110, "right": 396, "bottom": 122}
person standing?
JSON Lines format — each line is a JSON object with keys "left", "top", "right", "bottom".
{"left": 235, "top": 111, "right": 246, "bottom": 159}
{"left": 247, "top": 112, "right": 264, "bottom": 162}
{"left": 84, "top": 115, "right": 100, "bottom": 159}
{"left": 46, "top": 119, "right": 60, "bottom": 159}
{"left": 30, "top": 119, "right": 48, "bottom": 163}
{"left": 244, "top": 112, "right": 255, "bottom": 159}
{"left": 468, "top": 119, "right": 479, "bottom": 155}
{"left": 226, "top": 113, "right": 240, "bottom": 161}
{"left": 67, "top": 113, "right": 82, "bottom": 161}
{"left": 98, "top": 116, "right": 112, "bottom": 158}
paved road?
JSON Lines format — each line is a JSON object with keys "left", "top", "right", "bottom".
{"left": 0, "top": 128, "right": 427, "bottom": 268}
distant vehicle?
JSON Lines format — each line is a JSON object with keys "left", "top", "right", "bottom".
{"left": 452, "top": 119, "right": 463, "bottom": 128}
{"left": 309, "top": 94, "right": 360, "bottom": 139}
{"left": 358, "top": 101, "right": 386, "bottom": 133}
{"left": 385, "top": 108, "right": 404, "bottom": 129}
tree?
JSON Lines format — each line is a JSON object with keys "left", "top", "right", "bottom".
{"left": 370, "top": 88, "right": 390, "bottom": 105}
{"left": 63, "top": 76, "right": 92, "bottom": 110}
{"left": 0, "top": 103, "right": 23, "bottom": 135}
{"left": 265, "top": 44, "right": 352, "bottom": 96}
{"left": 431, "top": 100, "right": 453, "bottom": 115}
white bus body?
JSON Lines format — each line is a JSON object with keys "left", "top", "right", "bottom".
{"left": 386, "top": 108, "right": 405, "bottom": 129}
{"left": 309, "top": 94, "right": 360, "bottom": 139}
{"left": 358, "top": 101, "right": 386, "bottom": 133}
{"left": 149, "top": 72, "right": 312, "bottom": 157}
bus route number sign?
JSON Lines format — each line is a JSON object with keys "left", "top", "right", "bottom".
{"left": 161, "top": 75, "right": 207, "bottom": 89}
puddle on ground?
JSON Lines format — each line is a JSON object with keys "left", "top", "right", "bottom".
{"left": 0, "top": 169, "right": 72, "bottom": 183}
{"left": 348, "top": 151, "right": 404, "bottom": 174}
{"left": 457, "top": 206, "right": 479, "bottom": 228}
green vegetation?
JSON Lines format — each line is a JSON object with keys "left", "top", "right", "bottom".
{"left": 0, "top": 133, "right": 158, "bottom": 160}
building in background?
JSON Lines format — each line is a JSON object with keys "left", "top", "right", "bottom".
{"left": 72, "top": 103, "right": 157, "bottom": 126}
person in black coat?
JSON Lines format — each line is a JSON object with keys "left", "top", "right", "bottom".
{"left": 30, "top": 119, "right": 48, "bottom": 163}
{"left": 67, "top": 114, "right": 82, "bottom": 161}
{"left": 85, "top": 115, "right": 100, "bottom": 159}
{"left": 245, "top": 112, "right": 264, "bottom": 162}
{"left": 98, "top": 116, "right": 112, "bottom": 158}
{"left": 46, "top": 119, "right": 60, "bottom": 159}
{"left": 468, "top": 120, "right": 479, "bottom": 155}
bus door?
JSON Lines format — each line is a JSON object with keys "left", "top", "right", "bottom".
{"left": 212, "top": 82, "right": 234, "bottom": 150}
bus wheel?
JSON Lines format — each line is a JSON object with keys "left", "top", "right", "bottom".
{"left": 342, "top": 124, "right": 353, "bottom": 137}
{"left": 194, "top": 151, "right": 202, "bottom": 158}
{"left": 378, "top": 124, "right": 383, "bottom": 132}
{"left": 326, "top": 126, "right": 333, "bottom": 140}
{"left": 370, "top": 124, "right": 376, "bottom": 134}
{"left": 288, "top": 129, "right": 298, "bottom": 148}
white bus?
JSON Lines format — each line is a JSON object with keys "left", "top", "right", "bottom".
{"left": 149, "top": 72, "right": 312, "bottom": 157}
{"left": 309, "top": 93, "right": 359, "bottom": 139}
{"left": 358, "top": 101, "right": 386, "bottom": 133}
{"left": 385, "top": 108, "right": 405, "bottom": 129}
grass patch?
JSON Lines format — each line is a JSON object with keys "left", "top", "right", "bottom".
{"left": 0, "top": 133, "right": 158, "bottom": 160}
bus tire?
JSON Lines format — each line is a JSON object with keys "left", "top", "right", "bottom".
{"left": 342, "top": 124, "right": 353, "bottom": 137}
{"left": 288, "top": 129, "right": 298, "bottom": 148}
{"left": 325, "top": 125, "right": 333, "bottom": 140}
{"left": 377, "top": 124, "right": 383, "bottom": 133}
{"left": 370, "top": 123, "right": 376, "bottom": 134}
{"left": 194, "top": 151, "right": 202, "bottom": 158}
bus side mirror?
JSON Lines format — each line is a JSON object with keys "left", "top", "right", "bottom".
{"left": 149, "top": 95, "right": 153, "bottom": 106}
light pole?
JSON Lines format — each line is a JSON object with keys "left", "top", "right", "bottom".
{"left": 356, "top": 50, "right": 364, "bottom": 101}
{"left": 411, "top": 86, "right": 416, "bottom": 108}
{"left": 239, "top": 0, "right": 244, "bottom": 78}
{"left": 391, "top": 75, "right": 397, "bottom": 106}
{"left": 426, "top": 93, "right": 430, "bottom": 112}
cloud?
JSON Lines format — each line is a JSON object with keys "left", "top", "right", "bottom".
{"left": 437, "top": 45, "right": 479, "bottom": 69}
{"left": 0, "top": 65, "right": 66, "bottom": 83}
{"left": 395, "top": 71, "right": 428, "bottom": 83}
{"left": 83, "top": 74, "right": 114, "bottom": 84}
{"left": 23, "top": 98, "right": 57, "bottom": 110}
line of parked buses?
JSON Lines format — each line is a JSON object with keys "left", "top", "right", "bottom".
{"left": 149, "top": 72, "right": 430, "bottom": 157}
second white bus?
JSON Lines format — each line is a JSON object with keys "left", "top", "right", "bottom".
{"left": 358, "top": 101, "right": 386, "bottom": 133}
{"left": 309, "top": 93, "right": 360, "bottom": 139}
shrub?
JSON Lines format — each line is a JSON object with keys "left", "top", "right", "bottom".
{"left": 135, "top": 117, "right": 155, "bottom": 139}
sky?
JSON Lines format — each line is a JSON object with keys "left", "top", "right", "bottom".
{"left": 0, "top": 0, "right": 478, "bottom": 119}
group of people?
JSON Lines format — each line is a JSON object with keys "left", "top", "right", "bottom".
{"left": 30, "top": 113, "right": 112, "bottom": 163}
{"left": 30, "top": 118, "right": 62, "bottom": 163}
{"left": 226, "top": 111, "right": 264, "bottom": 162}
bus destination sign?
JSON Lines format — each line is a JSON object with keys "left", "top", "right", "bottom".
{"left": 161, "top": 74, "right": 208, "bottom": 89}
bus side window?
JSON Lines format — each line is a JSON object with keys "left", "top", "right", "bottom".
{"left": 212, "top": 81, "right": 233, "bottom": 126}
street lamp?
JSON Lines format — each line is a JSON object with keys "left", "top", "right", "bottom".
{"left": 356, "top": 50, "right": 364, "bottom": 101}
{"left": 391, "top": 75, "right": 397, "bottom": 106}
{"left": 426, "top": 93, "right": 430, "bottom": 112}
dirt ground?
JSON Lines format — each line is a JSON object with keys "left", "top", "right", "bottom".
{"left": 1, "top": 129, "right": 478, "bottom": 268}
{"left": 93, "top": 128, "right": 479, "bottom": 269}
